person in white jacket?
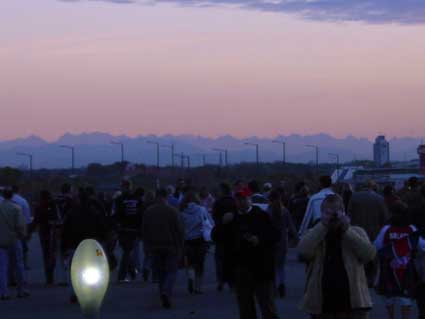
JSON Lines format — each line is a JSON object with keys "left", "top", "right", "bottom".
{"left": 298, "top": 176, "right": 334, "bottom": 236}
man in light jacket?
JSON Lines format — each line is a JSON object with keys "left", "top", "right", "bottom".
{"left": 298, "top": 194, "right": 376, "bottom": 319}
{"left": 0, "top": 188, "right": 28, "bottom": 300}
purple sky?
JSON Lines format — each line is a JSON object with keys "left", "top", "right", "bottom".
{"left": 1, "top": 0, "right": 425, "bottom": 141}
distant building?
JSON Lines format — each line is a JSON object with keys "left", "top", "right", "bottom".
{"left": 418, "top": 144, "right": 425, "bottom": 174}
{"left": 373, "top": 135, "right": 390, "bottom": 167}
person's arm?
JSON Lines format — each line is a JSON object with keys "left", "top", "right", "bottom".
{"left": 285, "top": 210, "right": 299, "bottom": 240}
{"left": 297, "top": 222, "right": 327, "bottom": 261}
{"left": 374, "top": 225, "right": 390, "bottom": 250}
{"left": 344, "top": 226, "right": 377, "bottom": 264}
{"left": 298, "top": 197, "right": 313, "bottom": 236}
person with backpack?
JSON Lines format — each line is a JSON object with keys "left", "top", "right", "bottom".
{"left": 114, "top": 180, "right": 144, "bottom": 282}
{"left": 181, "top": 191, "right": 212, "bottom": 294}
{"left": 374, "top": 201, "right": 424, "bottom": 319}
{"left": 31, "top": 190, "right": 62, "bottom": 285}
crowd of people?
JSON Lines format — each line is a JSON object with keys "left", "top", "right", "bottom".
{"left": 1, "top": 175, "right": 425, "bottom": 319}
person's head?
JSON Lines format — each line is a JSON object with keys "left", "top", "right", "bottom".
{"left": 121, "top": 179, "right": 132, "bottom": 192}
{"left": 263, "top": 182, "right": 272, "bottom": 193}
{"left": 268, "top": 189, "right": 281, "bottom": 204}
{"left": 134, "top": 187, "right": 145, "bottom": 199}
{"left": 61, "top": 183, "right": 71, "bottom": 195}
{"left": 156, "top": 188, "right": 168, "bottom": 203}
{"left": 248, "top": 180, "right": 261, "bottom": 194}
{"left": 321, "top": 194, "right": 345, "bottom": 227}
{"left": 235, "top": 191, "right": 252, "bottom": 213}
{"left": 180, "top": 190, "right": 200, "bottom": 211}
{"left": 11, "top": 185, "right": 19, "bottom": 194}
{"left": 2, "top": 187, "right": 14, "bottom": 200}
{"left": 40, "top": 190, "right": 51, "bottom": 202}
{"left": 166, "top": 185, "right": 175, "bottom": 196}
{"left": 389, "top": 201, "right": 409, "bottom": 227}
{"left": 319, "top": 176, "right": 332, "bottom": 190}
{"left": 144, "top": 190, "right": 156, "bottom": 204}
{"left": 408, "top": 177, "right": 419, "bottom": 190}
{"left": 199, "top": 186, "right": 209, "bottom": 199}
{"left": 367, "top": 180, "right": 378, "bottom": 192}
{"left": 383, "top": 185, "right": 395, "bottom": 197}
{"left": 218, "top": 182, "right": 232, "bottom": 197}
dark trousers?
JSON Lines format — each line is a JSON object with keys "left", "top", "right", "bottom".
{"left": 417, "top": 284, "right": 425, "bottom": 319}
{"left": 215, "top": 245, "right": 224, "bottom": 283}
{"left": 151, "top": 251, "right": 179, "bottom": 298}
{"left": 39, "top": 226, "right": 58, "bottom": 283}
{"left": 235, "top": 269, "right": 279, "bottom": 319}
{"left": 118, "top": 234, "right": 137, "bottom": 281}
{"left": 311, "top": 310, "right": 369, "bottom": 319}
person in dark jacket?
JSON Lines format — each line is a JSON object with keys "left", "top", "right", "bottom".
{"left": 402, "top": 177, "right": 425, "bottom": 232}
{"left": 288, "top": 182, "right": 310, "bottom": 231}
{"left": 61, "top": 188, "right": 109, "bottom": 303}
{"left": 212, "top": 182, "right": 238, "bottom": 291}
{"left": 268, "top": 189, "right": 298, "bottom": 298}
{"left": 114, "top": 180, "right": 144, "bottom": 282}
{"left": 31, "top": 190, "right": 62, "bottom": 285}
{"left": 212, "top": 190, "right": 281, "bottom": 319}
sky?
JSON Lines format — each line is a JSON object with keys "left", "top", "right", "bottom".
{"left": 1, "top": 0, "right": 425, "bottom": 142}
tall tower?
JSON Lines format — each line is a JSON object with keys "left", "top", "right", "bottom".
{"left": 418, "top": 144, "right": 425, "bottom": 174}
{"left": 373, "top": 135, "right": 390, "bottom": 167}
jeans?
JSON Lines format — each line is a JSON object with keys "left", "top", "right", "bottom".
{"left": 118, "top": 235, "right": 137, "bottom": 281}
{"left": 0, "top": 242, "right": 26, "bottom": 296}
{"left": 235, "top": 269, "right": 279, "bottom": 319}
{"left": 132, "top": 239, "right": 142, "bottom": 273}
{"left": 151, "top": 251, "right": 179, "bottom": 298}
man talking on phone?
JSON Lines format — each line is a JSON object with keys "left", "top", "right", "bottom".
{"left": 298, "top": 194, "right": 376, "bottom": 319}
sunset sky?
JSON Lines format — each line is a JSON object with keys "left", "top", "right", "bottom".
{"left": 1, "top": 0, "right": 425, "bottom": 141}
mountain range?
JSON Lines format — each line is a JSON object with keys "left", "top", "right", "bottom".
{"left": 0, "top": 132, "right": 423, "bottom": 169}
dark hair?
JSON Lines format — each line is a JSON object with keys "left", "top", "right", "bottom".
{"left": 248, "top": 180, "right": 260, "bottom": 194}
{"left": 11, "top": 185, "right": 19, "bottom": 194}
{"left": 180, "top": 191, "right": 200, "bottom": 211}
{"left": 156, "top": 188, "right": 168, "bottom": 199}
{"left": 389, "top": 201, "right": 409, "bottom": 227}
{"left": 40, "top": 190, "right": 51, "bottom": 202}
{"left": 383, "top": 185, "right": 395, "bottom": 197}
{"left": 219, "top": 182, "right": 231, "bottom": 196}
{"left": 61, "top": 183, "right": 71, "bottom": 194}
{"left": 319, "top": 176, "right": 332, "bottom": 189}
{"left": 2, "top": 188, "right": 13, "bottom": 200}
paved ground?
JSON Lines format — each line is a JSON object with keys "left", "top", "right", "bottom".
{"left": 0, "top": 237, "right": 410, "bottom": 319}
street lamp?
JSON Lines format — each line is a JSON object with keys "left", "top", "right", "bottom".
{"left": 147, "top": 141, "right": 160, "bottom": 169}
{"left": 244, "top": 142, "right": 260, "bottom": 168}
{"left": 110, "top": 141, "right": 124, "bottom": 164}
{"left": 212, "top": 148, "right": 228, "bottom": 166}
{"left": 161, "top": 143, "right": 175, "bottom": 168}
{"left": 174, "top": 153, "right": 185, "bottom": 169}
{"left": 306, "top": 144, "right": 319, "bottom": 173}
{"left": 16, "top": 152, "right": 34, "bottom": 205}
{"left": 212, "top": 149, "right": 224, "bottom": 167}
{"left": 272, "top": 140, "right": 286, "bottom": 165}
{"left": 329, "top": 153, "right": 340, "bottom": 181}
{"left": 71, "top": 239, "right": 110, "bottom": 319}
{"left": 60, "top": 145, "right": 75, "bottom": 174}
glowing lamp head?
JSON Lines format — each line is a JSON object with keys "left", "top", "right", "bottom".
{"left": 71, "top": 239, "right": 110, "bottom": 319}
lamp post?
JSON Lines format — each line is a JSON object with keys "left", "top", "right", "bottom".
{"left": 110, "top": 141, "right": 124, "bottom": 164}
{"left": 185, "top": 155, "right": 191, "bottom": 169}
{"left": 60, "top": 145, "right": 75, "bottom": 174}
{"left": 147, "top": 141, "right": 160, "bottom": 169}
{"left": 329, "top": 153, "right": 340, "bottom": 181}
{"left": 174, "top": 153, "right": 185, "bottom": 169}
{"left": 306, "top": 144, "right": 319, "bottom": 173}
{"left": 16, "top": 152, "right": 33, "bottom": 204}
{"left": 161, "top": 143, "right": 175, "bottom": 168}
{"left": 244, "top": 142, "right": 260, "bottom": 169}
{"left": 272, "top": 140, "right": 286, "bottom": 165}
{"left": 71, "top": 239, "right": 110, "bottom": 319}
{"left": 212, "top": 149, "right": 224, "bottom": 167}
{"left": 212, "top": 148, "right": 228, "bottom": 166}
